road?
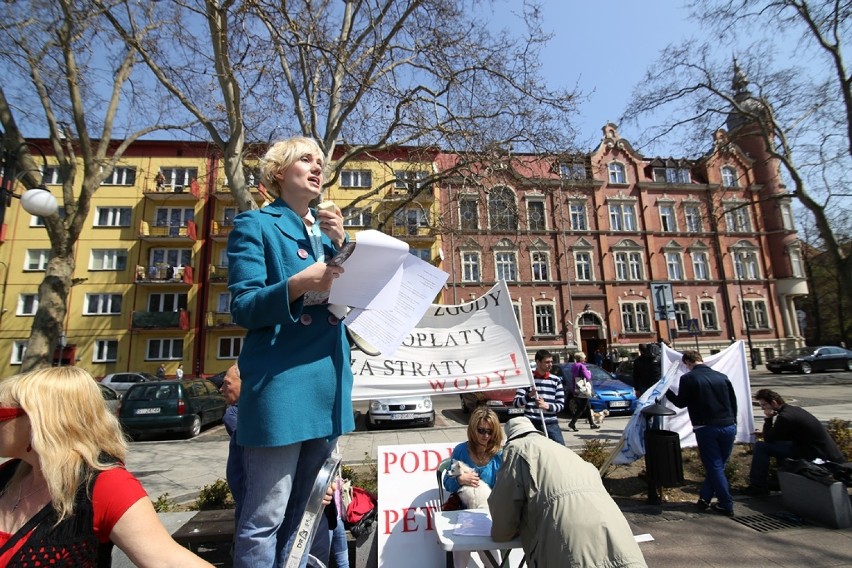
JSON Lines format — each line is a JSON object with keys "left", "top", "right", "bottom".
{"left": 124, "top": 369, "right": 852, "bottom": 504}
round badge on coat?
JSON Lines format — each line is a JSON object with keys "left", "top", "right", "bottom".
{"left": 297, "top": 248, "right": 309, "bottom": 259}
{"left": 300, "top": 314, "right": 313, "bottom": 325}
{"left": 327, "top": 315, "right": 340, "bottom": 325}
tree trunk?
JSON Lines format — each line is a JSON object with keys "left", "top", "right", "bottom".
{"left": 21, "top": 255, "right": 73, "bottom": 372}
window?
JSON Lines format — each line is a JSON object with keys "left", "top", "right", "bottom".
{"left": 244, "top": 166, "right": 261, "bottom": 187}
{"left": 628, "top": 252, "right": 643, "bottom": 280}
{"left": 459, "top": 198, "right": 479, "bottom": 230}
{"left": 146, "top": 338, "right": 184, "bottom": 360}
{"left": 733, "top": 250, "right": 759, "bottom": 280}
{"left": 216, "top": 292, "right": 231, "bottom": 313}
{"left": 218, "top": 337, "right": 243, "bottom": 359}
{"left": 534, "top": 304, "right": 556, "bottom": 336}
{"left": 159, "top": 168, "right": 198, "bottom": 190}
{"left": 559, "top": 162, "right": 586, "bottom": 180}
{"left": 147, "top": 293, "right": 188, "bottom": 312}
{"left": 41, "top": 166, "right": 63, "bottom": 185}
{"left": 488, "top": 187, "right": 517, "bottom": 230}
{"left": 394, "top": 171, "right": 430, "bottom": 193}
{"left": 700, "top": 301, "right": 718, "bottom": 330}
{"left": 684, "top": 205, "right": 702, "bottom": 232}
{"left": 575, "top": 252, "right": 592, "bottom": 281}
{"left": 608, "top": 162, "right": 627, "bottom": 184}
{"left": 410, "top": 248, "right": 431, "bottom": 261}
{"left": 95, "top": 207, "right": 131, "bottom": 227}
{"left": 494, "top": 252, "right": 517, "bottom": 281}
{"left": 609, "top": 203, "right": 636, "bottom": 231}
{"left": 527, "top": 200, "right": 545, "bottom": 231}
{"left": 621, "top": 303, "right": 651, "bottom": 333}
{"left": 724, "top": 205, "right": 751, "bottom": 232}
{"left": 393, "top": 209, "right": 429, "bottom": 235}
{"left": 461, "top": 252, "right": 480, "bottom": 282}
{"left": 25, "top": 249, "right": 50, "bottom": 271}
{"left": 653, "top": 166, "right": 691, "bottom": 184}
{"left": 569, "top": 202, "right": 587, "bottom": 230}
{"left": 31, "top": 208, "right": 66, "bottom": 227}
{"left": 84, "top": 293, "right": 122, "bottom": 315}
{"left": 221, "top": 207, "right": 238, "bottom": 226}
{"left": 674, "top": 302, "right": 690, "bottom": 330}
{"left": 788, "top": 247, "right": 804, "bottom": 278}
{"left": 101, "top": 166, "right": 137, "bottom": 186}
{"left": 90, "top": 249, "right": 128, "bottom": 271}
{"left": 11, "top": 341, "right": 27, "bottom": 365}
{"left": 613, "top": 251, "right": 643, "bottom": 281}
{"left": 780, "top": 202, "right": 794, "bottom": 230}
{"left": 93, "top": 340, "right": 118, "bottom": 363}
{"left": 340, "top": 170, "right": 372, "bottom": 188}
{"left": 342, "top": 207, "right": 372, "bottom": 227}
{"left": 150, "top": 248, "right": 192, "bottom": 268}
{"left": 155, "top": 207, "right": 194, "bottom": 229}
{"left": 665, "top": 252, "right": 683, "bottom": 280}
{"left": 721, "top": 166, "right": 738, "bottom": 187}
{"left": 531, "top": 251, "right": 549, "bottom": 281}
{"left": 659, "top": 204, "right": 677, "bottom": 232}
{"left": 512, "top": 303, "right": 521, "bottom": 328}
{"left": 743, "top": 300, "right": 769, "bottom": 329}
{"left": 17, "top": 294, "right": 38, "bottom": 316}
{"left": 614, "top": 252, "right": 628, "bottom": 281}
{"left": 692, "top": 252, "right": 710, "bottom": 280}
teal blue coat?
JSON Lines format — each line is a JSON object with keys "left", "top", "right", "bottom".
{"left": 228, "top": 199, "right": 354, "bottom": 447}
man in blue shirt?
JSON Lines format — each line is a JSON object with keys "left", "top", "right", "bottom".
{"left": 513, "top": 349, "right": 566, "bottom": 445}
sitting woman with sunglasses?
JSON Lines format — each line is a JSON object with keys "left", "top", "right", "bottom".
{"left": 443, "top": 406, "right": 504, "bottom": 568}
{"left": 0, "top": 366, "right": 213, "bottom": 567}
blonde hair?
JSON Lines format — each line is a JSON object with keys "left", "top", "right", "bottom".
{"left": 0, "top": 367, "right": 128, "bottom": 522}
{"left": 259, "top": 137, "right": 325, "bottom": 198}
{"left": 467, "top": 406, "right": 504, "bottom": 459}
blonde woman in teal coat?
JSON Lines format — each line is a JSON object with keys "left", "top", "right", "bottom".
{"left": 227, "top": 136, "right": 354, "bottom": 568}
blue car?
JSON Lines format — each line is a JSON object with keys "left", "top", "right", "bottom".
{"left": 557, "top": 363, "right": 637, "bottom": 417}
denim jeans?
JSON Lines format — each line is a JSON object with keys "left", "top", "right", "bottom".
{"left": 330, "top": 516, "right": 350, "bottom": 568}
{"left": 748, "top": 440, "right": 794, "bottom": 488}
{"left": 694, "top": 424, "right": 736, "bottom": 511}
{"left": 234, "top": 437, "right": 336, "bottom": 568}
{"left": 531, "top": 419, "right": 565, "bottom": 445}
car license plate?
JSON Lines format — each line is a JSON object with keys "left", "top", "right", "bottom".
{"left": 507, "top": 408, "right": 523, "bottom": 414}
{"left": 609, "top": 401, "right": 630, "bottom": 408}
{"left": 135, "top": 408, "right": 161, "bottom": 415}
{"left": 391, "top": 413, "right": 416, "bottom": 420}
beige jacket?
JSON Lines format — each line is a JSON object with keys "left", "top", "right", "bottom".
{"left": 489, "top": 430, "right": 647, "bottom": 568}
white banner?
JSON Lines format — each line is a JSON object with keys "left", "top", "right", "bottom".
{"left": 351, "top": 281, "right": 535, "bottom": 401}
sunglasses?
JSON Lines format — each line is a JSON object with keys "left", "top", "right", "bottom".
{"left": 0, "top": 408, "right": 25, "bottom": 422}
{"left": 476, "top": 427, "right": 493, "bottom": 436}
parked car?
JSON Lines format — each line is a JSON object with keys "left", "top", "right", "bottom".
{"left": 557, "top": 363, "right": 637, "bottom": 417}
{"left": 100, "top": 371, "right": 158, "bottom": 394}
{"left": 118, "top": 379, "right": 227, "bottom": 439}
{"left": 459, "top": 389, "right": 524, "bottom": 421}
{"left": 613, "top": 360, "right": 635, "bottom": 387}
{"left": 98, "top": 383, "right": 121, "bottom": 415}
{"left": 766, "top": 346, "right": 852, "bottom": 374}
{"left": 367, "top": 395, "right": 434, "bottom": 429}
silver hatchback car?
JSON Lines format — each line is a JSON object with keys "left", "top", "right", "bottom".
{"left": 100, "top": 371, "right": 159, "bottom": 394}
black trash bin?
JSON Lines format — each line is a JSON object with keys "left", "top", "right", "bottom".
{"left": 644, "top": 429, "right": 684, "bottom": 487}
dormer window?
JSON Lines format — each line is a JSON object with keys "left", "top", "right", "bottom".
{"left": 721, "top": 165, "right": 738, "bottom": 187}
{"left": 608, "top": 162, "right": 627, "bottom": 184}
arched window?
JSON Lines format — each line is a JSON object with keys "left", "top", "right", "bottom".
{"left": 488, "top": 186, "right": 517, "bottom": 230}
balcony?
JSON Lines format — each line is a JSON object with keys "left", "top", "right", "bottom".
{"left": 206, "top": 311, "right": 237, "bottom": 328}
{"left": 131, "top": 309, "right": 190, "bottom": 331}
{"left": 210, "top": 220, "right": 235, "bottom": 242}
{"left": 139, "top": 220, "right": 197, "bottom": 242}
{"left": 209, "top": 264, "right": 229, "bottom": 283}
{"left": 143, "top": 179, "right": 201, "bottom": 200}
{"left": 135, "top": 264, "right": 194, "bottom": 286}
{"left": 391, "top": 225, "right": 435, "bottom": 241}
{"left": 213, "top": 182, "right": 268, "bottom": 203}
{"left": 384, "top": 185, "right": 434, "bottom": 203}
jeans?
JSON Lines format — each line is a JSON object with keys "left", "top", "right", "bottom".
{"left": 749, "top": 440, "right": 794, "bottom": 488}
{"left": 330, "top": 516, "right": 350, "bottom": 568}
{"left": 531, "top": 419, "right": 565, "bottom": 445}
{"left": 235, "top": 438, "right": 336, "bottom": 568}
{"left": 694, "top": 424, "right": 736, "bottom": 511}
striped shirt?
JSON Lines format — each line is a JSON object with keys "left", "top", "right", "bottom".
{"left": 513, "top": 373, "right": 565, "bottom": 423}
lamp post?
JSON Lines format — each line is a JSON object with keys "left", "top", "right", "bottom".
{"left": 0, "top": 142, "right": 60, "bottom": 228}
{"left": 735, "top": 250, "right": 757, "bottom": 370}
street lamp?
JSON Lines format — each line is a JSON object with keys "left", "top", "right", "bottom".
{"left": 0, "top": 142, "right": 60, "bottom": 228}
{"left": 734, "top": 249, "right": 757, "bottom": 370}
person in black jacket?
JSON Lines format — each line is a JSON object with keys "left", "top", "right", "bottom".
{"left": 744, "top": 389, "right": 845, "bottom": 495}
{"left": 632, "top": 343, "right": 661, "bottom": 396}
{"left": 665, "top": 350, "right": 738, "bottom": 516}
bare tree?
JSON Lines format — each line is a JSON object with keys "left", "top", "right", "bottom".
{"left": 621, "top": 0, "right": 852, "bottom": 333}
{"left": 95, "top": 0, "right": 580, "bottom": 216}
{"left": 0, "top": 0, "right": 188, "bottom": 371}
